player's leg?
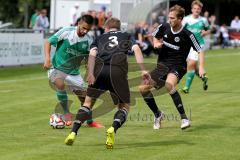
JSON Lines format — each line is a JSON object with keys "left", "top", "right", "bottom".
{"left": 48, "top": 69, "right": 72, "bottom": 121}
{"left": 166, "top": 73, "right": 190, "bottom": 129}
{"left": 139, "top": 64, "right": 167, "bottom": 129}
{"left": 65, "top": 95, "right": 96, "bottom": 145}
{"left": 106, "top": 103, "right": 129, "bottom": 149}
{"left": 195, "top": 68, "right": 208, "bottom": 91}
{"left": 182, "top": 48, "right": 198, "bottom": 93}
{"left": 56, "top": 88, "right": 69, "bottom": 114}
{"left": 139, "top": 84, "right": 164, "bottom": 129}
{"left": 183, "top": 48, "right": 208, "bottom": 92}
{"left": 194, "top": 49, "right": 208, "bottom": 91}
{"left": 105, "top": 70, "right": 130, "bottom": 149}
{"left": 65, "top": 74, "right": 103, "bottom": 127}
{"left": 65, "top": 77, "right": 105, "bottom": 145}
{"left": 112, "top": 103, "right": 129, "bottom": 133}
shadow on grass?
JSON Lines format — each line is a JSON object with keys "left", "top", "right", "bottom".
{"left": 116, "top": 140, "right": 195, "bottom": 149}
{"left": 86, "top": 139, "right": 195, "bottom": 149}
{"left": 184, "top": 124, "right": 231, "bottom": 133}
{"left": 187, "top": 90, "right": 240, "bottom": 94}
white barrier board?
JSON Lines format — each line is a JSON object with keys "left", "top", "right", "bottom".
{"left": 0, "top": 33, "right": 44, "bottom": 66}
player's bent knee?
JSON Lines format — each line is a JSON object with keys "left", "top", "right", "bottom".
{"left": 138, "top": 85, "right": 151, "bottom": 94}
{"left": 165, "top": 82, "right": 174, "bottom": 92}
{"left": 54, "top": 79, "right": 65, "bottom": 90}
{"left": 187, "top": 60, "right": 197, "bottom": 70}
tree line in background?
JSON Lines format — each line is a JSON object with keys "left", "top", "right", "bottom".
{"left": 0, "top": 0, "right": 50, "bottom": 28}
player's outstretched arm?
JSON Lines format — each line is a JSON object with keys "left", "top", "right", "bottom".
{"left": 132, "top": 44, "right": 151, "bottom": 83}
{"left": 87, "top": 48, "right": 97, "bottom": 85}
{"left": 198, "top": 51, "right": 205, "bottom": 77}
{"left": 43, "top": 40, "right": 52, "bottom": 70}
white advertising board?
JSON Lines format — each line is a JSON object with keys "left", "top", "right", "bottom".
{"left": 0, "top": 33, "right": 44, "bottom": 66}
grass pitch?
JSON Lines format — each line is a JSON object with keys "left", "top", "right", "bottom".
{"left": 0, "top": 48, "right": 240, "bottom": 160}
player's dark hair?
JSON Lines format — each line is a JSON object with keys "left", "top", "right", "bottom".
{"left": 104, "top": 17, "right": 121, "bottom": 30}
{"left": 80, "top": 14, "right": 94, "bottom": 25}
{"left": 169, "top": 5, "right": 185, "bottom": 20}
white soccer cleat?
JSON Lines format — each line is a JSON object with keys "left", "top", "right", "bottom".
{"left": 153, "top": 112, "right": 164, "bottom": 130}
{"left": 181, "top": 119, "right": 191, "bottom": 129}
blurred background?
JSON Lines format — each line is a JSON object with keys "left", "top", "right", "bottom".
{"left": 0, "top": 0, "right": 240, "bottom": 66}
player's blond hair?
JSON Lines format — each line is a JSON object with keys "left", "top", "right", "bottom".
{"left": 191, "top": 0, "right": 203, "bottom": 9}
{"left": 104, "top": 17, "right": 121, "bottom": 30}
{"left": 169, "top": 5, "right": 185, "bottom": 20}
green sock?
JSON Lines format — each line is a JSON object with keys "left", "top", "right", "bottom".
{"left": 56, "top": 91, "right": 69, "bottom": 114}
{"left": 86, "top": 119, "right": 93, "bottom": 124}
{"left": 184, "top": 70, "right": 195, "bottom": 90}
{"left": 86, "top": 111, "right": 93, "bottom": 124}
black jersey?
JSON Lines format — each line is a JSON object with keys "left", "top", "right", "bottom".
{"left": 152, "top": 23, "right": 201, "bottom": 67}
{"left": 90, "top": 31, "right": 135, "bottom": 66}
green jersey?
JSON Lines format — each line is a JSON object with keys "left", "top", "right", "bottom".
{"left": 48, "top": 26, "right": 92, "bottom": 75}
{"left": 182, "top": 15, "right": 210, "bottom": 45}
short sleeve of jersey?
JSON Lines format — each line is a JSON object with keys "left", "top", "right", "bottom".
{"left": 182, "top": 17, "right": 188, "bottom": 27}
{"left": 48, "top": 27, "right": 72, "bottom": 47}
{"left": 90, "top": 37, "right": 99, "bottom": 51}
{"left": 87, "top": 35, "right": 93, "bottom": 51}
{"left": 188, "top": 32, "right": 202, "bottom": 52}
{"left": 152, "top": 23, "right": 166, "bottom": 39}
{"left": 203, "top": 17, "right": 210, "bottom": 30}
{"left": 129, "top": 34, "right": 137, "bottom": 49}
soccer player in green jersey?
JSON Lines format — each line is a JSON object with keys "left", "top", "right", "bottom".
{"left": 181, "top": 0, "right": 210, "bottom": 93}
{"left": 43, "top": 14, "right": 103, "bottom": 128}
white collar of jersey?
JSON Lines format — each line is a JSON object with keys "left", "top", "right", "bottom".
{"left": 66, "top": 29, "right": 89, "bottom": 45}
{"left": 74, "top": 29, "right": 90, "bottom": 40}
{"left": 109, "top": 28, "right": 119, "bottom": 32}
{"left": 191, "top": 14, "right": 201, "bottom": 20}
{"left": 171, "top": 25, "right": 184, "bottom": 34}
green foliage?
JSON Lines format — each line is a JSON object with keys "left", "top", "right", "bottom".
{"left": 0, "top": 0, "right": 19, "bottom": 24}
{"left": 0, "top": 0, "right": 50, "bottom": 28}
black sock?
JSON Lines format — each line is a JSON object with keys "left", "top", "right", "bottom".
{"left": 142, "top": 91, "right": 161, "bottom": 118}
{"left": 112, "top": 109, "right": 128, "bottom": 133}
{"left": 71, "top": 106, "right": 91, "bottom": 134}
{"left": 170, "top": 90, "right": 187, "bottom": 119}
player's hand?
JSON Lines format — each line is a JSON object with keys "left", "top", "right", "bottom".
{"left": 87, "top": 73, "right": 95, "bottom": 85}
{"left": 141, "top": 70, "right": 151, "bottom": 85}
{"left": 201, "top": 30, "right": 208, "bottom": 37}
{"left": 198, "top": 67, "right": 205, "bottom": 78}
{"left": 43, "top": 60, "right": 51, "bottom": 70}
{"left": 153, "top": 41, "right": 163, "bottom": 49}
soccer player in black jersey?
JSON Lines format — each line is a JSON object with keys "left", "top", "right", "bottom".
{"left": 139, "top": 5, "right": 205, "bottom": 130}
{"left": 65, "top": 17, "right": 149, "bottom": 148}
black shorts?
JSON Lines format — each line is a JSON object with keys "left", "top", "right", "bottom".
{"left": 87, "top": 65, "right": 130, "bottom": 105}
{"left": 150, "top": 63, "right": 186, "bottom": 89}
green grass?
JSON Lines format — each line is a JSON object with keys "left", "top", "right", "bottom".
{"left": 0, "top": 48, "right": 240, "bottom": 160}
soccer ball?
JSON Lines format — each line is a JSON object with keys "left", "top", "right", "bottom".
{"left": 49, "top": 113, "right": 65, "bottom": 129}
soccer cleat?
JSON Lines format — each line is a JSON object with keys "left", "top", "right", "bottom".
{"left": 180, "top": 87, "right": 189, "bottom": 94}
{"left": 64, "top": 132, "right": 76, "bottom": 145}
{"left": 106, "top": 127, "right": 115, "bottom": 149}
{"left": 181, "top": 119, "right": 191, "bottom": 130}
{"left": 87, "top": 121, "right": 104, "bottom": 128}
{"left": 202, "top": 76, "right": 208, "bottom": 91}
{"left": 153, "top": 112, "right": 165, "bottom": 129}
